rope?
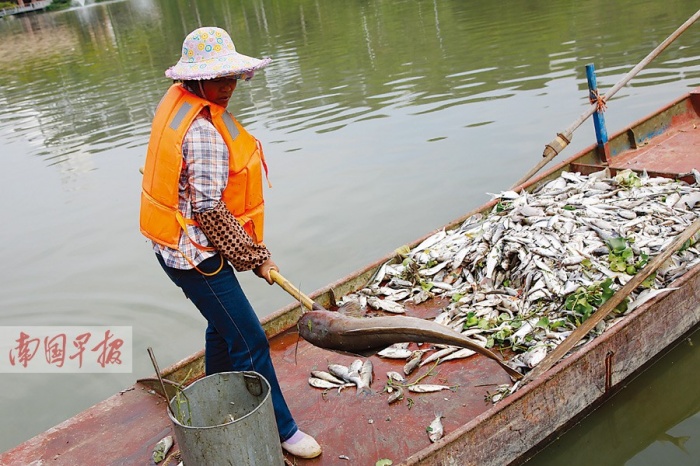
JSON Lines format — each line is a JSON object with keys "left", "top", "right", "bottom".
{"left": 510, "top": 8, "right": 700, "bottom": 189}
{"left": 589, "top": 89, "right": 607, "bottom": 113}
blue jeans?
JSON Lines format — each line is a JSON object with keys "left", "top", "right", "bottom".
{"left": 156, "top": 253, "right": 298, "bottom": 441}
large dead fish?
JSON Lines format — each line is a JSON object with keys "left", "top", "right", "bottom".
{"left": 298, "top": 310, "right": 522, "bottom": 380}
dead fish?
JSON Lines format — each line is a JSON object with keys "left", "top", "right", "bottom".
{"left": 152, "top": 435, "right": 173, "bottom": 464}
{"left": 518, "top": 345, "right": 548, "bottom": 368}
{"left": 387, "top": 386, "right": 404, "bottom": 404}
{"left": 359, "top": 359, "right": 373, "bottom": 395}
{"left": 377, "top": 345, "right": 414, "bottom": 359}
{"left": 310, "top": 370, "right": 347, "bottom": 385}
{"left": 419, "top": 346, "right": 460, "bottom": 367}
{"left": 439, "top": 347, "right": 476, "bottom": 363}
{"left": 348, "top": 359, "right": 363, "bottom": 374}
{"left": 298, "top": 310, "right": 522, "bottom": 380}
{"left": 367, "top": 296, "right": 406, "bottom": 314}
{"left": 386, "top": 371, "right": 406, "bottom": 384}
{"left": 308, "top": 377, "right": 346, "bottom": 390}
{"left": 327, "top": 363, "right": 359, "bottom": 386}
{"left": 404, "top": 350, "right": 424, "bottom": 376}
{"left": 408, "top": 384, "right": 453, "bottom": 393}
{"left": 427, "top": 413, "right": 445, "bottom": 443}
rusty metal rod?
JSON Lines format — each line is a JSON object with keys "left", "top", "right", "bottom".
{"left": 511, "top": 8, "right": 700, "bottom": 189}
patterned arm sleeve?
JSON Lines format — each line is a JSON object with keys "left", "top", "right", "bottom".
{"left": 195, "top": 201, "right": 271, "bottom": 272}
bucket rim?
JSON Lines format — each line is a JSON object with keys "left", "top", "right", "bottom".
{"left": 167, "top": 370, "right": 272, "bottom": 430}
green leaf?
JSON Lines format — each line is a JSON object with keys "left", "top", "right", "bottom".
{"left": 606, "top": 236, "right": 628, "bottom": 253}
{"left": 641, "top": 272, "right": 656, "bottom": 288}
{"left": 376, "top": 460, "right": 393, "bottom": 466}
{"left": 463, "top": 311, "right": 478, "bottom": 328}
{"left": 614, "top": 298, "right": 629, "bottom": 314}
{"left": 550, "top": 320, "right": 566, "bottom": 330}
{"left": 600, "top": 278, "right": 614, "bottom": 302}
{"left": 535, "top": 317, "right": 550, "bottom": 329}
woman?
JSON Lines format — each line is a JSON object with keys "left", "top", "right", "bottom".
{"left": 140, "top": 26, "right": 321, "bottom": 459}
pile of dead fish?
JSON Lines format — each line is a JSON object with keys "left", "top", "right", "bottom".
{"left": 307, "top": 357, "right": 450, "bottom": 440}
{"left": 308, "top": 358, "right": 373, "bottom": 396}
{"left": 326, "top": 169, "right": 700, "bottom": 401}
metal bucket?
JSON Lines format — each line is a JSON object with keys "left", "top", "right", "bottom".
{"left": 168, "top": 371, "right": 284, "bottom": 466}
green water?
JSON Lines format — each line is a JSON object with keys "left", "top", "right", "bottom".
{"left": 1, "top": 0, "right": 699, "bottom": 462}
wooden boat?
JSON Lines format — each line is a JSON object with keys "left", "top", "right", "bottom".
{"left": 3, "top": 88, "right": 700, "bottom": 466}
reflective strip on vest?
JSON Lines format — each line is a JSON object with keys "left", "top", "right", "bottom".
{"left": 170, "top": 102, "right": 193, "bottom": 131}
{"left": 222, "top": 111, "right": 240, "bottom": 140}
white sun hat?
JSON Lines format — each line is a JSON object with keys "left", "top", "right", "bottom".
{"left": 165, "top": 27, "right": 271, "bottom": 81}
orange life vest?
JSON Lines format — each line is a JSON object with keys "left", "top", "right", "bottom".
{"left": 140, "top": 83, "right": 267, "bottom": 250}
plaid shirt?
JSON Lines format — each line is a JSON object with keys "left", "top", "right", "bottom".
{"left": 153, "top": 111, "right": 229, "bottom": 269}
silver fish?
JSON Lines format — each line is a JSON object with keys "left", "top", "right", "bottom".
{"left": 403, "top": 350, "right": 424, "bottom": 376}
{"left": 359, "top": 359, "right": 373, "bottom": 395}
{"left": 348, "top": 359, "right": 363, "bottom": 374}
{"left": 308, "top": 377, "right": 345, "bottom": 389}
{"left": 387, "top": 386, "right": 404, "bottom": 404}
{"left": 377, "top": 345, "right": 414, "bottom": 359}
{"left": 367, "top": 296, "right": 406, "bottom": 314}
{"left": 408, "top": 384, "right": 452, "bottom": 393}
{"left": 386, "top": 371, "right": 406, "bottom": 384}
{"left": 327, "top": 363, "right": 360, "bottom": 387}
{"left": 427, "top": 413, "right": 445, "bottom": 443}
{"left": 310, "top": 370, "right": 346, "bottom": 385}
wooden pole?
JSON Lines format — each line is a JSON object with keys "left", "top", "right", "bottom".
{"left": 511, "top": 8, "right": 700, "bottom": 189}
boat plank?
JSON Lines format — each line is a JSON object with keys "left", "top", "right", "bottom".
{"left": 0, "top": 384, "right": 173, "bottom": 466}
{"left": 609, "top": 119, "right": 700, "bottom": 176}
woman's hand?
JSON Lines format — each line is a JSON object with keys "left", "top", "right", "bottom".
{"left": 254, "top": 258, "right": 279, "bottom": 285}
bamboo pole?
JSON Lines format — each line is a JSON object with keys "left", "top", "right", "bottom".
{"left": 511, "top": 8, "right": 700, "bottom": 189}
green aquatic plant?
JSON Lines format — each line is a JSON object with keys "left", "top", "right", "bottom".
{"left": 606, "top": 236, "right": 648, "bottom": 274}
{"left": 563, "top": 278, "right": 628, "bottom": 325}
{"left": 614, "top": 169, "right": 642, "bottom": 188}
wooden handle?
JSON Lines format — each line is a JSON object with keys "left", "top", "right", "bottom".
{"left": 269, "top": 269, "right": 317, "bottom": 311}
{"left": 523, "top": 216, "right": 700, "bottom": 384}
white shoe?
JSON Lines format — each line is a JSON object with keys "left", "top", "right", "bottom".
{"left": 281, "top": 430, "right": 322, "bottom": 459}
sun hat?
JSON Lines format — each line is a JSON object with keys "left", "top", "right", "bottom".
{"left": 165, "top": 27, "right": 271, "bottom": 81}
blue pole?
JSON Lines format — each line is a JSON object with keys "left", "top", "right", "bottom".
{"left": 585, "top": 64, "right": 609, "bottom": 160}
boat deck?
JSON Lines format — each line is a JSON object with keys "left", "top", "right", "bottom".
{"left": 272, "top": 302, "right": 515, "bottom": 465}
{"left": 3, "top": 89, "right": 700, "bottom": 466}
{"left": 570, "top": 90, "right": 700, "bottom": 182}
